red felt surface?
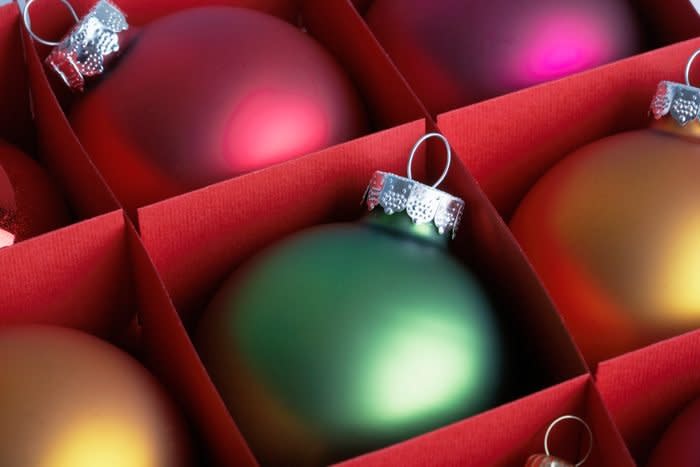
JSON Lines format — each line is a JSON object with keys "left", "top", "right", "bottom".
{"left": 597, "top": 330, "right": 700, "bottom": 464}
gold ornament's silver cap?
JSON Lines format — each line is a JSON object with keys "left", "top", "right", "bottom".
{"left": 25, "top": 0, "right": 129, "bottom": 92}
{"left": 650, "top": 80, "right": 700, "bottom": 126}
{"left": 650, "top": 48, "right": 700, "bottom": 126}
{"left": 362, "top": 133, "right": 464, "bottom": 239}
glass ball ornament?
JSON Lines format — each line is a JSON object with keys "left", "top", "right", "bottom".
{"left": 511, "top": 52, "right": 700, "bottom": 365}
{"left": 0, "top": 325, "right": 191, "bottom": 467}
{"left": 195, "top": 134, "right": 504, "bottom": 466}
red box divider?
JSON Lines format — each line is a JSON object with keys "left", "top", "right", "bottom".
{"left": 337, "top": 375, "right": 634, "bottom": 467}
{"left": 127, "top": 218, "right": 259, "bottom": 466}
{"left": 0, "top": 210, "right": 132, "bottom": 338}
{"left": 596, "top": 329, "right": 700, "bottom": 464}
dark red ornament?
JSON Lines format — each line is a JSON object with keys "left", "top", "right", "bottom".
{"left": 0, "top": 142, "right": 68, "bottom": 247}
{"left": 366, "top": 0, "right": 640, "bottom": 113}
{"left": 648, "top": 396, "right": 700, "bottom": 466}
{"left": 68, "top": 6, "right": 366, "bottom": 209}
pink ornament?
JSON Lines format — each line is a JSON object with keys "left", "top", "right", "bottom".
{"left": 366, "top": 0, "right": 640, "bottom": 113}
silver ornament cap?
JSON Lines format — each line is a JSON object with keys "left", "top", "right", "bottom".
{"left": 650, "top": 49, "right": 700, "bottom": 126}
{"left": 363, "top": 133, "right": 465, "bottom": 239}
{"left": 24, "top": 0, "right": 129, "bottom": 92}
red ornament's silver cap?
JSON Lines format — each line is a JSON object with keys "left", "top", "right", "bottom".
{"left": 24, "top": 0, "right": 129, "bottom": 92}
{"left": 362, "top": 133, "right": 464, "bottom": 239}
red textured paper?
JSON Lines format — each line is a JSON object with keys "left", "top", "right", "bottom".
{"left": 0, "top": 212, "right": 131, "bottom": 340}
{"left": 336, "top": 376, "right": 634, "bottom": 467}
{"left": 597, "top": 330, "right": 700, "bottom": 464}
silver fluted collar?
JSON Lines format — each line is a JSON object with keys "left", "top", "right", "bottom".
{"left": 363, "top": 171, "right": 464, "bottom": 239}
{"left": 650, "top": 80, "right": 700, "bottom": 126}
{"left": 45, "top": 0, "right": 128, "bottom": 92}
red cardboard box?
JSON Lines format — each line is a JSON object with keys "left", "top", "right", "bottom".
{"left": 7, "top": 0, "right": 700, "bottom": 465}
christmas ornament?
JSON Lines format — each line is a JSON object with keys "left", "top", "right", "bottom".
{"left": 648, "top": 395, "right": 700, "bottom": 466}
{"left": 511, "top": 50, "right": 700, "bottom": 365}
{"left": 195, "top": 133, "right": 504, "bottom": 466}
{"left": 25, "top": 0, "right": 366, "bottom": 209}
{"left": 0, "top": 324, "right": 191, "bottom": 467}
{"left": 0, "top": 141, "right": 68, "bottom": 247}
{"left": 365, "top": 0, "right": 640, "bottom": 113}
{"left": 526, "top": 415, "right": 592, "bottom": 467}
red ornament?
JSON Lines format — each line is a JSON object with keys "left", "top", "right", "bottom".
{"left": 648, "top": 396, "right": 700, "bottom": 466}
{"left": 69, "top": 6, "right": 366, "bottom": 209}
{"left": 0, "top": 142, "right": 68, "bottom": 247}
{"left": 366, "top": 0, "right": 640, "bottom": 113}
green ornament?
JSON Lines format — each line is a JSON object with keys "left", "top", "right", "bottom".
{"left": 195, "top": 134, "right": 504, "bottom": 466}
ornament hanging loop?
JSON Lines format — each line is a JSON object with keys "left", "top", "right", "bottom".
{"left": 23, "top": 0, "right": 80, "bottom": 47}
{"left": 544, "top": 415, "right": 593, "bottom": 466}
{"left": 407, "top": 132, "right": 452, "bottom": 188}
{"left": 685, "top": 48, "right": 700, "bottom": 87}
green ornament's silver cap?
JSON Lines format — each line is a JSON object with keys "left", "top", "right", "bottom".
{"left": 650, "top": 49, "right": 700, "bottom": 126}
{"left": 362, "top": 133, "right": 464, "bottom": 239}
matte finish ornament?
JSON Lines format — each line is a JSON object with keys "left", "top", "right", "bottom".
{"left": 511, "top": 116, "right": 700, "bottom": 366}
{"left": 197, "top": 213, "right": 502, "bottom": 466}
{"left": 366, "top": 0, "right": 640, "bottom": 113}
{"left": 70, "top": 6, "right": 366, "bottom": 209}
{"left": 0, "top": 325, "right": 191, "bottom": 467}
{"left": 0, "top": 142, "right": 68, "bottom": 247}
{"left": 196, "top": 142, "right": 502, "bottom": 465}
{"left": 648, "top": 396, "right": 700, "bottom": 466}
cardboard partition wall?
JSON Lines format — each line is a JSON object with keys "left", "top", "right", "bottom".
{"left": 337, "top": 375, "right": 634, "bottom": 467}
{"left": 596, "top": 329, "right": 700, "bottom": 464}
{"left": 137, "top": 118, "right": 594, "bottom": 465}
{"left": 21, "top": 0, "right": 429, "bottom": 217}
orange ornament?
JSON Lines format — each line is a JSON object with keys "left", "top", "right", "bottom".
{"left": 512, "top": 54, "right": 700, "bottom": 365}
{"left": 0, "top": 325, "right": 191, "bottom": 467}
